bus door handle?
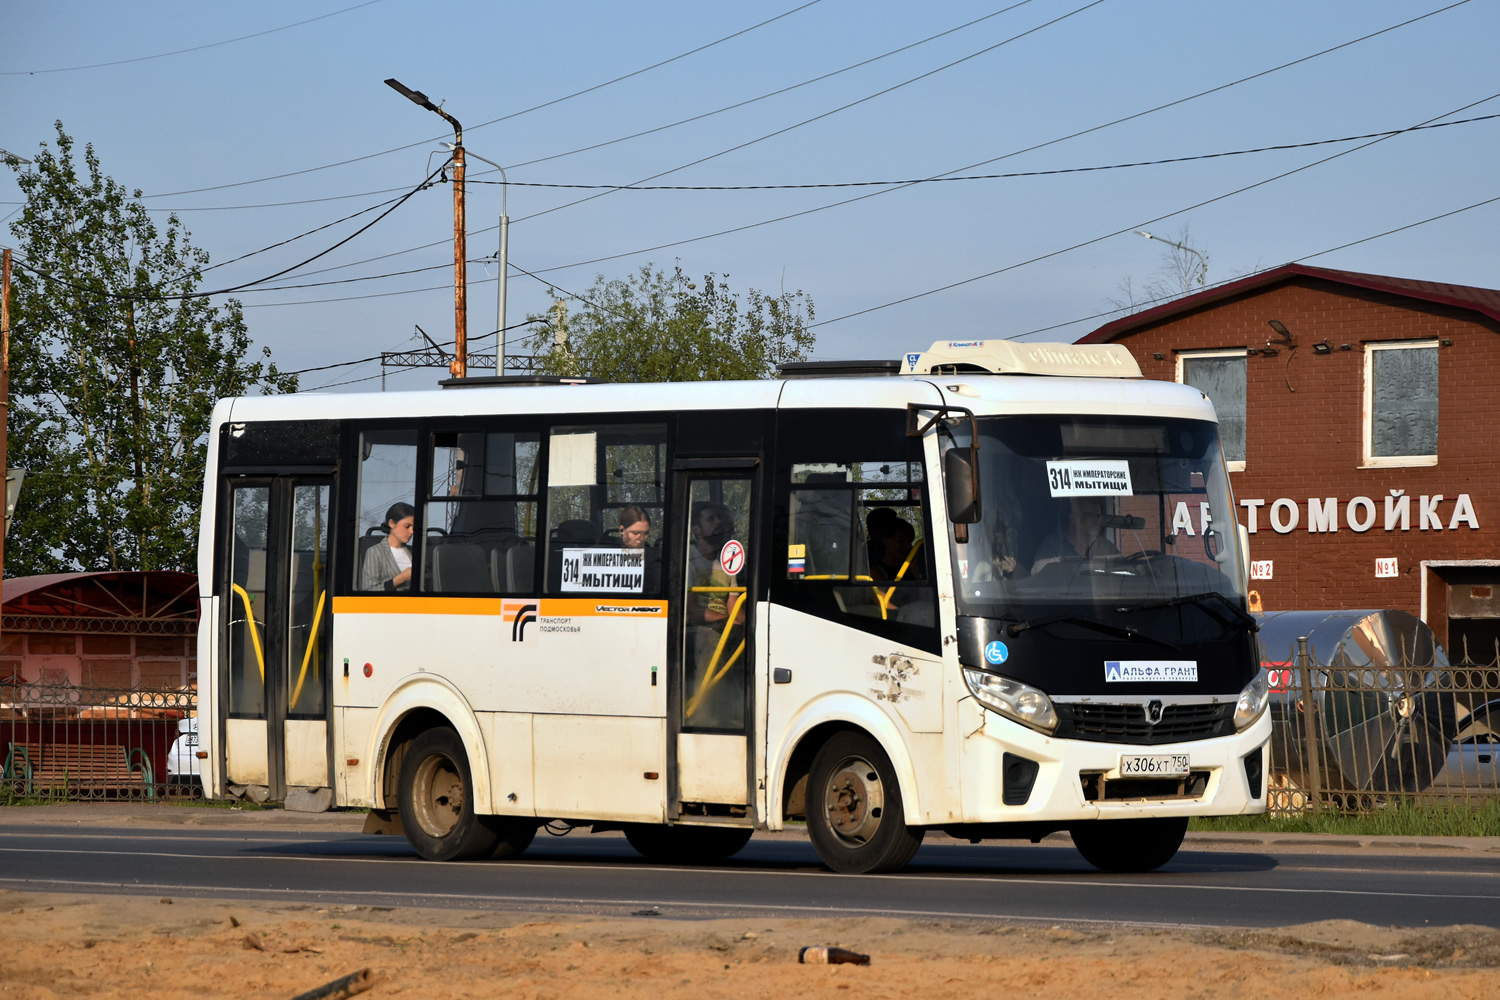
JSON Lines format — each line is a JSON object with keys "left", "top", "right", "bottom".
{"left": 773, "top": 668, "right": 793, "bottom": 684}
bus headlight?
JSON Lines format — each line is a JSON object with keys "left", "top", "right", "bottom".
{"left": 1233, "top": 670, "right": 1271, "bottom": 732}
{"left": 963, "top": 668, "right": 1058, "bottom": 733}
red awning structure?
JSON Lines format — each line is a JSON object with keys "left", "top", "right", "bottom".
{"left": 2, "top": 572, "right": 199, "bottom": 636}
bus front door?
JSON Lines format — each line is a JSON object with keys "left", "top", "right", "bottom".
{"left": 671, "top": 468, "right": 757, "bottom": 819}
{"left": 222, "top": 477, "right": 334, "bottom": 804}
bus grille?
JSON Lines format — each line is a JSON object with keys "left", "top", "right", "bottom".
{"left": 1055, "top": 702, "right": 1233, "bottom": 745}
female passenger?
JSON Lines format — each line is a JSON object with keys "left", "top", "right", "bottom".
{"left": 361, "top": 502, "right": 416, "bottom": 592}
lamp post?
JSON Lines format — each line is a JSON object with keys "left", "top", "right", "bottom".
{"left": 460, "top": 147, "right": 510, "bottom": 376}
{"left": 386, "top": 78, "right": 468, "bottom": 378}
{"left": 1135, "top": 230, "right": 1208, "bottom": 289}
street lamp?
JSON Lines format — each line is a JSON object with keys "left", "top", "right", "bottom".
{"left": 386, "top": 78, "right": 469, "bottom": 378}
{"left": 457, "top": 146, "right": 510, "bottom": 377}
{"left": 1135, "top": 230, "right": 1208, "bottom": 289}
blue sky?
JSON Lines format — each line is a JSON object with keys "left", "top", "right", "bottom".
{"left": 3, "top": 0, "right": 1497, "bottom": 391}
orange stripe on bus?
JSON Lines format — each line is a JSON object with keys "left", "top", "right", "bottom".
{"left": 333, "top": 596, "right": 501, "bottom": 616}
{"left": 332, "top": 596, "right": 668, "bottom": 618}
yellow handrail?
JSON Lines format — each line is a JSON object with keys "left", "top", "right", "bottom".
{"left": 289, "top": 589, "right": 327, "bottom": 711}
{"left": 230, "top": 583, "right": 266, "bottom": 682}
{"left": 685, "top": 590, "right": 748, "bottom": 719}
{"left": 878, "top": 537, "right": 925, "bottom": 618}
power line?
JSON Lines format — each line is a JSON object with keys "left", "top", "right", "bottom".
{"left": 144, "top": 185, "right": 414, "bottom": 213}
{"left": 1009, "top": 192, "right": 1500, "bottom": 341}
{"left": 325, "top": 0, "right": 1477, "bottom": 292}
{"left": 201, "top": 192, "right": 410, "bottom": 273}
{"left": 13, "top": 161, "right": 446, "bottom": 302}
{"left": 233, "top": 109, "right": 1499, "bottom": 297}
{"left": 225, "top": 0, "right": 1484, "bottom": 308}
{"left": 110, "top": 105, "right": 1500, "bottom": 221}
{"left": 2, "top": 1, "right": 385, "bottom": 76}
{"left": 142, "top": 1, "right": 828, "bottom": 199}
{"left": 515, "top": 0, "right": 1111, "bottom": 224}
{"left": 519, "top": 0, "right": 1482, "bottom": 277}
{"left": 810, "top": 91, "right": 1500, "bottom": 329}
{"left": 103, "top": 2, "right": 1037, "bottom": 217}
{"left": 289, "top": 189, "right": 1500, "bottom": 386}
{"left": 502, "top": 1, "right": 1040, "bottom": 172}
{"left": 475, "top": 114, "right": 1500, "bottom": 191}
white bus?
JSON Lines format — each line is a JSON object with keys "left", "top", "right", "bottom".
{"left": 197, "top": 340, "right": 1270, "bottom": 874}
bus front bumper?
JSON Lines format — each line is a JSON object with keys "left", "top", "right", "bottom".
{"left": 956, "top": 708, "right": 1271, "bottom": 823}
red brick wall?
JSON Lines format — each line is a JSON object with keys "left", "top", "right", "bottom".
{"left": 1097, "top": 276, "right": 1500, "bottom": 632}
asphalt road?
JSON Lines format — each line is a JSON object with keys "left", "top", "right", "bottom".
{"left": 2, "top": 822, "right": 1498, "bottom": 930}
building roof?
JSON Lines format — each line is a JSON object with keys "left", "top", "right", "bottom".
{"left": 2, "top": 571, "right": 199, "bottom": 623}
{"left": 1078, "top": 264, "right": 1500, "bottom": 344}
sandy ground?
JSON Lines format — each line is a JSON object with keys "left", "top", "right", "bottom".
{"left": 1, "top": 890, "right": 1497, "bottom": 1000}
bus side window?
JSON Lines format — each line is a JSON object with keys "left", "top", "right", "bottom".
{"left": 544, "top": 423, "right": 666, "bottom": 596}
{"left": 354, "top": 430, "right": 419, "bottom": 593}
{"left": 774, "top": 410, "right": 939, "bottom": 652}
{"left": 424, "top": 430, "right": 541, "bottom": 594}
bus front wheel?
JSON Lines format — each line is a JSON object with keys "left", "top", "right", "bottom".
{"left": 1069, "top": 817, "right": 1187, "bottom": 872}
{"left": 806, "top": 731, "right": 923, "bottom": 874}
{"left": 397, "top": 728, "right": 500, "bottom": 861}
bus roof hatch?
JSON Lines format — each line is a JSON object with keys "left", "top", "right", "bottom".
{"left": 901, "top": 340, "right": 1141, "bottom": 378}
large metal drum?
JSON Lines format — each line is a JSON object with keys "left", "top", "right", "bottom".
{"left": 1257, "top": 610, "right": 1457, "bottom": 794}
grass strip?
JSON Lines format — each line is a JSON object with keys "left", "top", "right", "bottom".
{"left": 1190, "top": 798, "right": 1500, "bottom": 837}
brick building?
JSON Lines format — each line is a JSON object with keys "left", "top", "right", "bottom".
{"left": 1080, "top": 264, "right": 1500, "bottom": 659}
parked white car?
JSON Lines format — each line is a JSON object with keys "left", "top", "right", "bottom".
{"left": 167, "top": 716, "right": 203, "bottom": 793}
{"left": 1429, "top": 700, "right": 1499, "bottom": 792}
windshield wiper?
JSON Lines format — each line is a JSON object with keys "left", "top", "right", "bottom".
{"left": 1005, "top": 614, "right": 1182, "bottom": 653}
{"left": 1118, "top": 591, "right": 1259, "bottom": 633}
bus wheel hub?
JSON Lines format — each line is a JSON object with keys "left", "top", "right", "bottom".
{"left": 413, "top": 754, "right": 465, "bottom": 838}
{"left": 825, "top": 756, "right": 884, "bottom": 844}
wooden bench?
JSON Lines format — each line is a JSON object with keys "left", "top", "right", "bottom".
{"left": 4, "top": 741, "right": 155, "bottom": 799}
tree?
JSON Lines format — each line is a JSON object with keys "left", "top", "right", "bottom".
{"left": 1108, "top": 223, "right": 1211, "bottom": 315}
{"left": 522, "top": 263, "right": 815, "bottom": 382}
{"left": 4, "top": 123, "right": 297, "bottom": 576}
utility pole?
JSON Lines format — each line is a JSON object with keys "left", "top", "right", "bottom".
{"left": 458, "top": 147, "right": 511, "bottom": 376}
{"left": 496, "top": 213, "right": 508, "bottom": 374}
{"left": 1, "top": 249, "right": 10, "bottom": 619}
{"left": 385, "top": 78, "right": 468, "bottom": 379}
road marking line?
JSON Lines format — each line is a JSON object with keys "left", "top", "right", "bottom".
{"left": 1, "top": 848, "right": 1497, "bottom": 902}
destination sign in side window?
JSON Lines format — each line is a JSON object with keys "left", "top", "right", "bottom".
{"left": 559, "top": 546, "right": 645, "bottom": 593}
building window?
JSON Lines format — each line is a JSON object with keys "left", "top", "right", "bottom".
{"left": 1364, "top": 340, "right": 1438, "bottom": 467}
{"left": 1177, "top": 350, "right": 1246, "bottom": 470}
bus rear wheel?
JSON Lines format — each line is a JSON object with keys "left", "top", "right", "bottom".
{"left": 623, "top": 824, "right": 753, "bottom": 864}
{"left": 1069, "top": 817, "right": 1187, "bottom": 872}
{"left": 398, "top": 728, "right": 499, "bottom": 861}
{"left": 806, "top": 731, "right": 923, "bottom": 874}
{"left": 484, "top": 817, "right": 538, "bottom": 860}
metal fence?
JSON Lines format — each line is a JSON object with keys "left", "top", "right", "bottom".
{"left": 1, "top": 679, "right": 199, "bottom": 802}
{"left": 1264, "top": 639, "right": 1500, "bottom": 814}
{"left": 4, "top": 654, "right": 1496, "bottom": 812}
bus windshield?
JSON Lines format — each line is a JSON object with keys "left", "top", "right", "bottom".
{"left": 949, "top": 414, "right": 1245, "bottom": 620}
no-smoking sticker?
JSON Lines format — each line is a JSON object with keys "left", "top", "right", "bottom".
{"left": 719, "top": 539, "right": 745, "bottom": 575}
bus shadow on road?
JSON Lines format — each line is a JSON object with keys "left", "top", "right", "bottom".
{"left": 239, "top": 833, "right": 1280, "bottom": 877}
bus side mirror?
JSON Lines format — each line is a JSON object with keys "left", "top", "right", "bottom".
{"left": 1238, "top": 522, "right": 1250, "bottom": 585}
{"left": 944, "top": 448, "right": 981, "bottom": 524}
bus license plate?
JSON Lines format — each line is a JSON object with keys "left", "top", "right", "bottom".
{"left": 1119, "top": 753, "right": 1190, "bottom": 777}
